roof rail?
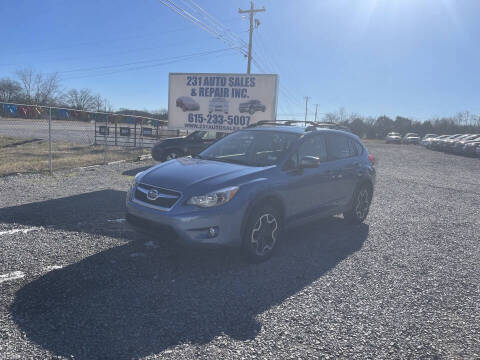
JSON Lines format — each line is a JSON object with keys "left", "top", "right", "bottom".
{"left": 248, "top": 120, "right": 351, "bottom": 132}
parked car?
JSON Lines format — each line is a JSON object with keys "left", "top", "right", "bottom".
{"left": 385, "top": 132, "right": 402, "bottom": 144}
{"left": 239, "top": 99, "right": 266, "bottom": 115}
{"left": 421, "top": 134, "right": 438, "bottom": 146}
{"left": 444, "top": 134, "right": 471, "bottom": 152}
{"left": 462, "top": 141, "right": 480, "bottom": 156}
{"left": 431, "top": 134, "right": 461, "bottom": 151}
{"left": 176, "top": 96, "right": 200, "bottom": 112}
{"left": 402, "top": 133, "right": 420, "bottom": 144}
{"left": 428, "top": 135, "right": 449, "bottom": 150}
{"left": 151, "top": 131, "right": 226, "bottom": 162}
{"left": 128, "top": 121, "right": 376, "bottom": 263}
{"left": 452, "top": 134, "right": 480, "bottom": 154}
{"left": 208, "top": 97, "right": 229, "bottom": 113}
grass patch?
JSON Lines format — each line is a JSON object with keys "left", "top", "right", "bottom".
{"left": 0, "top": 136, "right": 149, "bottom": 176}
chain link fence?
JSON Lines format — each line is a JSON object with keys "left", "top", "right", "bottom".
{"left": 0, "top": 102, "right": 180, "bottom": 176}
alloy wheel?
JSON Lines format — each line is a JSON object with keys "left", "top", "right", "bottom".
{"left": 165, "top": 152, "right": 178, "bottom": 160}
{"left": 250, "top": 213, "right": 278, "bottom": 256}
{"left": 355, "top": 189, "right": 370, "bottom": 220}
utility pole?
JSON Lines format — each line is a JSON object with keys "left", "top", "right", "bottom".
{"left": 314, "top": 104, "right": 319, "bottom": 122}
{"left": 304, "top": 96, "right": 310, "bottom": 125}
{"left": 239, "top": 1, "right": 265, "bottom": 74}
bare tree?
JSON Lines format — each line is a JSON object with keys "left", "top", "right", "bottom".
{"left": 323, "top": 112, "right": 339, "bottom": 123}
{"left": 15, "top": 68, "right": 61, "bottom": 105}
{"left": 91, "top": 95, "right": 103, "bottom": 112}
{"left": 338, "top": 106, "right": 347, "bottom": 123}
{"left": 0, "top": 78, "right": 22, "bottom": 102}
{"left": 64, "top": 88, "right": 97, "bottom": 110}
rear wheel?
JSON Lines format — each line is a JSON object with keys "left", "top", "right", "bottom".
{"left": 242, "top": 204, "right": 282, "bottom": 263}
{"left": 161, "top": 149, "right": 182, "bottom": 162}
{"left": 344, "top": 184, "right": 372, "bottom": 224}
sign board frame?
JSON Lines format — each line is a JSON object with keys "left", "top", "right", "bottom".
{"left": 168, "top": 73, "right": 278, "bottom": 133}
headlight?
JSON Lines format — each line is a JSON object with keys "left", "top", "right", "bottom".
{"left": 187, "top": 186, "right": 239, "bottom": 208}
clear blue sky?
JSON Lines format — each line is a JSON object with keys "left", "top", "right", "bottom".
{"left": 2, "top": 0, "right": 479, "bottom": 120}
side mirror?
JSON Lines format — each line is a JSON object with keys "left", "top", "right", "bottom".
{"left": 299, "top": 156, "right": 320, "bottom": 168}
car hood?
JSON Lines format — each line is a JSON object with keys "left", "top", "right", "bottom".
{"left": 154, "top": 137, "right": 186, "bottom": 146}
{"left": 140, "top": 157, "right": 270, "bottom": 192}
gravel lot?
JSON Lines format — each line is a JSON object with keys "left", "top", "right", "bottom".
{"left": 0, "top": 143, "right": 479, "bottom": 359}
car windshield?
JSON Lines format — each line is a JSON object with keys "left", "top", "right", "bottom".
{"left": 198, "top": 130, "right": 299, "bottom": 166}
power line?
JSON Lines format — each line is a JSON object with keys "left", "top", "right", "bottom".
{"left": 62, "top": 47, "right": 237, "bottom": 80}
{"left": 57, "top": 47, "right": 239, "bottom": 74}
{"left": 156, "top": 0, "right": 248, "bottom": 57}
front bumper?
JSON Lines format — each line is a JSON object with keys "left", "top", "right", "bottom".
{"left": 126, "top": 189, "right": 246, "bottom": 247}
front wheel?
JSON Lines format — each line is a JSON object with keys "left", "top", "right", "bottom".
{"left": 242, "top": 205, "right": 282, "bottom": 263}
{"left": 161, "top": 149, "right": 182, "bottom": 162}
{"left": 344, "top": 185, "right": 372, "bottom": 224}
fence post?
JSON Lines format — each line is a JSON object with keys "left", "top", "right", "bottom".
{"left": 94, "top": 115, "right": 97, "bottom": 145}
{"left": 104, "top": 116, "right": 108, "bottom": 165}
{"left": 114, "top": 116, "right": 118, "bottom": 146}
{"left": 140, "top": 118, "right": 144, "bottom": 148}
{"left": 134, "top": 119, "right": 137, "bottom": 147}
{"left": 49, "top": 107, "right": 52, "bottom": 174}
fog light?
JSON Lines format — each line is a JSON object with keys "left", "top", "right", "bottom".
{"left": 208, "top": 227, "right": 219, "bottom": 238}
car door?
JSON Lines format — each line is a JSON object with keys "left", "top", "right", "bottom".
{"left": 283, "top": 134, "right": 338, "bottom": 223}
{"left": 325, "top": 133, "right": 359, "bottom": 208}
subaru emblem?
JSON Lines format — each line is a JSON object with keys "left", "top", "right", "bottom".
{"left": 147, "top": 189, "right": 159, "bottom": 201}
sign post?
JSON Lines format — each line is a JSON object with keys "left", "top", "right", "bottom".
{"left": 168, "top": 73, "right": 278, "bottom": 133}
{"left": 48, "top": 107, "right": 52, "bottom": 174}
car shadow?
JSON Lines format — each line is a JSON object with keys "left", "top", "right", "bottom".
{"left": 0, "top": 189, "right": 156, "bottom": 243}
{"left": 6, "top": 190, "right": 369, "bottom": 359}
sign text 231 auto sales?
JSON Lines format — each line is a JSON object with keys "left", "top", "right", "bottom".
{"left": 168, "top": 73, "right": 278, "bottom": 132}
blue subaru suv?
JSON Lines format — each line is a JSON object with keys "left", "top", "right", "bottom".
{"left": 126, "top": 121, "right": 376, "bottom": 262}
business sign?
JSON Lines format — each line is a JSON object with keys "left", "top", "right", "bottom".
{"left": 120, "top": 127, "right": 131, "bottom": 136}
{"left": 168, "top": 73, "right": 278, "bottom": 132}
{"left": 98, "top": 126, "right": 109, "bottom": 135}
{"left": 142, "top": 127, "right": 153, "bottom": 136}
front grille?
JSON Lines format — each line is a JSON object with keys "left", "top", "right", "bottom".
{"left": 134, "top": 183, "right": 181, "bottom": 209}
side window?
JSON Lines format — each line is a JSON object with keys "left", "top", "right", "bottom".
{"left": 201, "top": 131, "right": 218, "bottom": 140}
{"left": 252, "top": 133, "right": 297, "bottom": 166}
{"left": 289, "top": 135, "right": 327, "bottom": 168}
{"left": 326, "top": 134, "right": 356, "bottom": 160}
{"left": 352, "top": 140, "right": 364, "bottom": 155}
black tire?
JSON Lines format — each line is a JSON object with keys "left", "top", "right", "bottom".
{"left": 160, "top": 149, "right": 182, "bottom": 162}
{"left": 344, "top": 184, "right": 372, "bottom": 224}
{"left": 249, "top": 106, "right": 255, "bottom": 115}
{"left": 242, "top": 204, "right": 282, "bottom": 263}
